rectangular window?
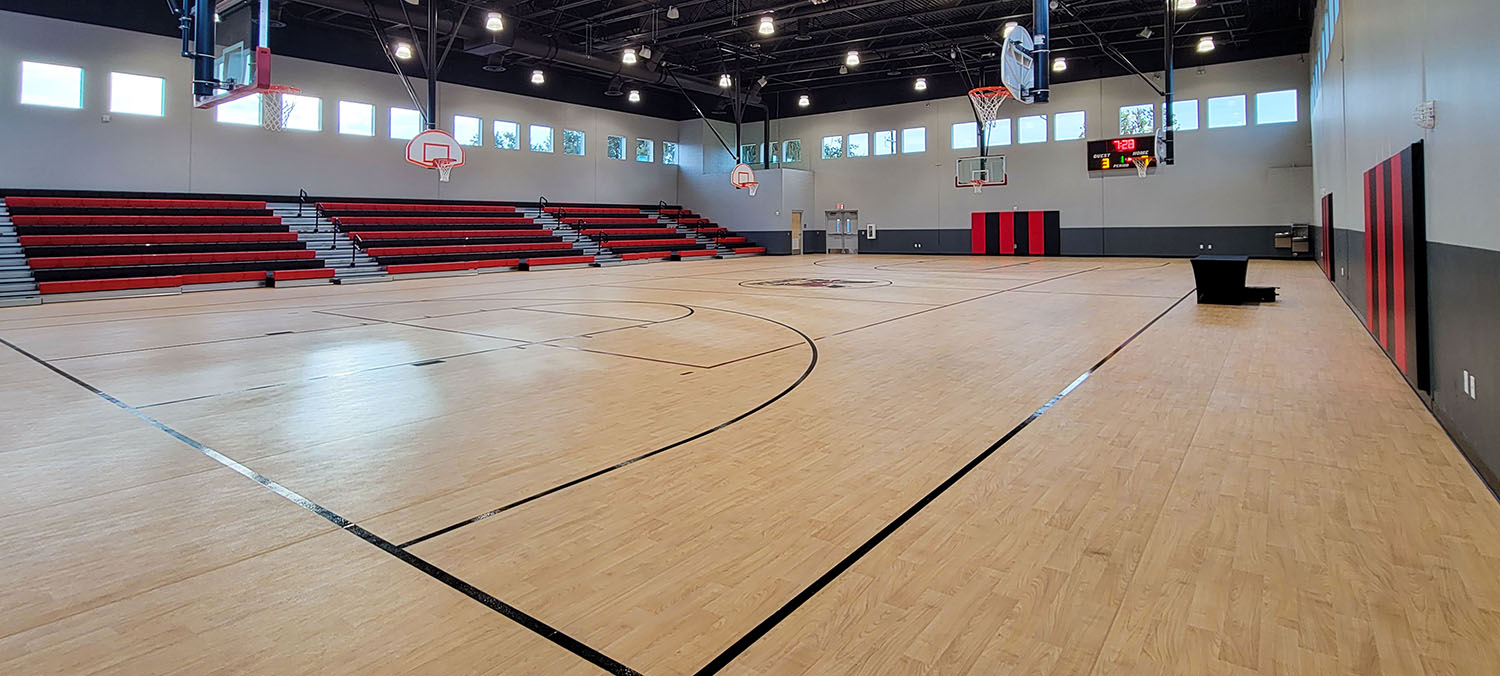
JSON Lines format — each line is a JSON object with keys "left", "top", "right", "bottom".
{"left": 529, "top": 124, "right": 554, "bottom": 152}
{"left": 847, "top": 132, "right": 870, "bottom": 157}
{"left": 1119, "top": 104, "right": 1154, "bottom": 135}
{"left": 494, "top": 120, "right": 519, "bottom": 149}
{"left": 453, "top": 115, "right": 482, "bottom": 146}
{"left": 217, "top": 94, "right": 262, "bottom": 126}
{"left": 20, "top": 61, "right": 83, "bottom": 109}
{"left": 1018, "top": 115, "right": 1047, "bottom": 144}
{"left": 607, "top": 135, "right": 626, "bottom": 159}
{"left": 1054, "top": 111, "right": 1086, "bottom": 141}
{"left": 1162, "top": 99, "right": 1199, "bottom": 131}
{"left": 635, "top": 138, "right": 654, "bottom": 162}
{"left": 563, "top": 129, "right": 585, "bottom": 156}
{"left": 281, "top": 94, "right": 320, "bottom": 131}
{"left": 740, "top": 143, "right": 762, "bottom": 165}
{"left": 821, "top": 135, "right": 843, "bottom": 159}
{"left": 783, "top": 139, "right": 802, "bottom": 163}
{"left": 663, "top": 141, "right": 679, "bottom": 165}
{"left": 108, "top": 72, "right": 164, "bottom": 117}
{"left": 1255, "top": 89, "right": 1299, "bottom": 124}
{"left": 901, "top": 127, "right": 926, "bottom": 153}
{"left": 951, "top": 122, "right": 979, "bottom": 150}
{"left": 873, "top": 130, "right": 896, "bottom": 156}
{"left": 390, "top": 107, "right": 422, "bottom": 139}
{"left": 1207, "top": 95, "right": 1247, "bottom": 128}
{"left": 338, "top": 101, "right": 374, "bottom": 136}
{"left": 985, "top": 119, "right": 1011, "bottom": 146}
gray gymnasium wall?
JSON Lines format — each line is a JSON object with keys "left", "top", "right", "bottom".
{"left": 1310, "top": 0, "right": 1500, "bottom": 489}
{"left": 678, "top": 55, "right": 1313, "bottom": 257}
{"left": 0, "top": 11, "right": 680, "bottom": 203}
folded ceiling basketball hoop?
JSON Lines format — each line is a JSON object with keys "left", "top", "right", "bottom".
{"left": 406, "top": 129, "right": 465, "bottom": 182}
{"left": 731, "top": 163, "right": 758, "bottom": 196}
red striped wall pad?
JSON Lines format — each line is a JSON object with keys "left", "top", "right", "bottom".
{"left": 1363, "top": 141, "right": 1429, "bottom": 392}
{"left": 272, "top": 268, "right": 335, "bottom": 281}
{"left": 559, "top": 217, "right": 659, "bottom": 225}
{"left": 970, "top": 211, "right": 1061, "bottom": 256}
{"left": 363, "top": 242, "right": 573, "bottom": 257}
{"left": 7, "top": 197, "right": 265, "bottom": 210}
{"left": 317, "top": 202, "right": 516, "bottom": 213}
{"left": 349, "top": 230, "right": 552, "bottom": 240}
{"left": 37, "top": 271, "right": 266, "bottom": 294}
{"left": 20, "top": 232, "right": 299, "bottom": 245}
{"left": 333, "top": 216, "right": 536, "bottom": 225}
{"left": 385, "top": 259, "right": 522, "bottom": 274}
{"left": 29, "top": 249, "right": 318, "bottom": 269}
{"left": 13, "top": 215, "right": 283, "bottom": 226}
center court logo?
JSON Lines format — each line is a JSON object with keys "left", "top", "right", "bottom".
{"left": 742, "top": 278, "right": 891, "bottom": 289}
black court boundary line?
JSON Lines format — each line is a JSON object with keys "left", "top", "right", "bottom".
{"left": 690, "top": 288, "right": 1194, "bottom": 676}
{"left": 396, "top": 306, "right": 819, "bottom": 549}
{"left": 48, "top": 321, "right": 381, "bottom": 362}
{"left": 397, "top": 267, "right": 1105, "bottom": 549}
{"left": 0, "top": 335, "right": 644, "bottom": 676}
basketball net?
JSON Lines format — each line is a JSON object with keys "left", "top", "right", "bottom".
{"left": 433, "top": 158, "right": 458, "bottom": 183}
{"left": 967, "top": 86, "right": 1011, "bottom": 132}
{"left": 1130, "top": 156, "right": 1150, "bottom": 179}
{"left": 260, "top": 86, "right": 300, "bottom": 132}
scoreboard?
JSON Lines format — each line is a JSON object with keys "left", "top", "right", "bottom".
{"left": 1086, "top": 135, "right": 1156, "bottom": 171}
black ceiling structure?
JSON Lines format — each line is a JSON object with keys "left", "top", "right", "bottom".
{"left": 0, "top": 0, "right": 1312, "bottom": 122}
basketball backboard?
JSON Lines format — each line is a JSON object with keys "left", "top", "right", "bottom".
{"left": 731, "top": 163, "right": 759, "bottom": 196}
{"left": 182, "top": 0, "right": 286, "bottom": 109}
{"left": 407, "top": 130, "right": 465, "bottom": 182}
{"left": 956, "top": 156, "right": 1008, "bottom": 192}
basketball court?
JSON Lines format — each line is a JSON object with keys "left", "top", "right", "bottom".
{"left": 2, "top": 0, "right": 1499, "bottom": 674}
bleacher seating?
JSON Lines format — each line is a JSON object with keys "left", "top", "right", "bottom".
{"left": 319, "top": 201, "right": 592, "bottom": 273}
{"left": 8, "top": 197, "right": 323, "bottom": 295}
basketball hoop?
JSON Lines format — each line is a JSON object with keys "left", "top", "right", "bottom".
{"left": 406, "top": 129, "right": 465, "bottom": 182}
{"left": 730, "top": 163, "right": 759, "bottom": 196}
{"left": 1130, "top": 156, "right": 1151, "bottom": 179}
{"left": 967, "top": 86, "right": 1012, "bottom": 131}
{"left": 433, "top": 158, "right": 458, "bottom": 183}
{"left": 260, "top": 84, "right": 301, "bottom": 132}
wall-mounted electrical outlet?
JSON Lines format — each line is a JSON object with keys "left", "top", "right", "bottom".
{"left": 1463, "top": 371, "right": 1471, "bottom": 397}
{"left": 1340, "top": 266, "right": 1346, "bottom": 276}
{"left": 101, "top": 114, "right": 111, "bottom": 123}
{"left": 1470, "top": 373, "right": 1477, "bottom": 399}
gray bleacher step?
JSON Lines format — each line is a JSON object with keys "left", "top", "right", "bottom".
{"left": 0, "top": 295, "right": 42, "bottom": 307}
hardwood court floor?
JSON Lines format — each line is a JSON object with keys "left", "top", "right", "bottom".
{"left": 1, "top": 255, "right": 1496, "bottom": 675}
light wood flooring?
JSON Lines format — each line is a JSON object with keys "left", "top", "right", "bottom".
{"left": 0, "top": 255, "right": 1495, "bottom": 675}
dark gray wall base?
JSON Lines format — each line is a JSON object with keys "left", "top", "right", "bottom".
{"left": 1424, "top": 242, "right": 1500, "bottom": 494}
{"left": 738, "top": 231, "right": 793, "bottom": 255}
{"left": 802, "top": 230, "right": 826, "bottom": 254}
{"left": 830, "top": 226, "right": 1312, "bottom": 258}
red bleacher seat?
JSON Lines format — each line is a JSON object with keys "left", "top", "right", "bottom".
{"left": 675, "top": 249, "right": 718, "bottom": 258}
{"left": 19, "top": 232, "right": 299, "bottom": 246}
{"left": 36, "top": 270, "right": 266, "bottom": 295}
{"left": 559, "top": 217, "right": 659, "bottom": 225}
{"left": 385, "top": 259, "right": 522, "bottom": 275}
{"left": 620, "top": 251, "right": 674, "bottom": 261}
{"left": 7, "top": 197, "right": 266, "bottom": 210}
{"left": 543, "top": 206, "right": 639, "bottom": 215}
{"left": 527, "top": 255, "right": 595, "bottom": 266}
{"left": 348, "top": 230, "right": 550, "bottom": 240}
{"left": 733, "top": 247, "right": 767, "bottom": 255}
{"left": 13, "top": 215, "right": 283, "bottom": 226}
{"left": 333, "top": 216, "right": 536, "bottom": 225}
{"left": 601, "top": 238, "right": 696, "bottom": 248}
{"left": 580, "top": 228, "right": 676, "bottom": 236}
{"left": 363, "top": 242, "right": 573, "bottom": 257}
{"left": 28, "top": 249, "right": 317, "bottom": 269}
{"left": 317, "top": 202, "right": 516, "bottom": 213}
{"left": 272, "top": 268, "right": 335, "bottom": 282}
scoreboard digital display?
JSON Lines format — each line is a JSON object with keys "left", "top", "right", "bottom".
{"left": 1086, "top": 135, "right": 1156, "bottom": 171}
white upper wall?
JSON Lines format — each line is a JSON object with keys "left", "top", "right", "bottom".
{"left": 684, "top": 54, "right": 1312, "bottom": 232}
{"left": 0, "top": 11, "right": 681, "bottom": 203}
{"left": 1310, "top": 0, "right": 1500, "bottom": 251}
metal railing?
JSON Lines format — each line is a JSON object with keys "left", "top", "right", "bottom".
{"left": 297, "top": 188, "right": 310, "bottom": 218}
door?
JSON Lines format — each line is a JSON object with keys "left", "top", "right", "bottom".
{"left": 790, "top": 211, "right": 804, "bottom": 253}
{"left": 825, "top": 210, "right": 859, "bottom": 253}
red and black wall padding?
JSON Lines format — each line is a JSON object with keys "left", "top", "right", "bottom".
{"left": 1363, "top": 141, "right": 1428, "bottom": 391}
{"left": 1319, "top": 193, "right": 1335, "bottom": 281}
{"left": 970, "top": 211, "right": 1061, "bottom": 256}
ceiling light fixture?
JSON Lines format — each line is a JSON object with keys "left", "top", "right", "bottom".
{"left": 638, "top": 45, "right": 653, "bottom": 60}
{"left": 839, "top": 64, "right": 848, "bottom": 75}
{"left": 758, "top": 15, "right": 775, "bottom": 35}
{"left": 719, "top": 73, "right": 732, "bottom": 88}
{"left": 666, "top": 5, "right": 679, "bottom": 20}
{"left": 1176, "top": 0, "right": 1197, "bottom": 9}
{"left": 1052, "top": 57, "right": 1066, "bottom": 72}
{"left": 622, "top": 47, "right": 638, "bottom": 64}
{"left": 798, "top": 94, "right": 810, "bottom": 107}
{"left": 1137, "top": 26, "right": 1153, "bottom": 39}
{"left": 1002, "top": 21, "right": 1018, "bottom": 37}
{"left": 915, "top": 77, "right": 927, "bottom": 91}
{"left": 531, "top": 69, "right": 545, "bottom": 84}
{"left": 845, "top": 50, "right": 860, "bottom": 66}
{"left": 482, "top": 54, "right": 506, "bottom": 72}
{"left": 1196, "top": 35, "right": 1215, "bottom": 52}
{"left": 394, "top": 42, "right": 413, "bottom": 59}
{"left": 485, "top": 11, "right": 504, "bottom": 31}
{"left": 628, "top": 89, "right": 641, "bottom": 103}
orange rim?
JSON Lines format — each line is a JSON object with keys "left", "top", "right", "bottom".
{"left": 968, "top": 85, "right": 1011, "bottom": 100}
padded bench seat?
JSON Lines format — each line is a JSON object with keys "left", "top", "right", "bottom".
{"left": 24, "top": 241, "right": 308, "bottom": 258}
{"left": 317, "top": 202, "right": 516, "bottom": 213}
{"left": 674, "top": 249, "right": 719, "bottom": 258}
{"left": 580, "top": 228, "right": 677, "bottom": 236}
{"left": 13, "top": 215, "right": 283, "bottom": 226}
{"left": 7, "top": 197, "right": 265, "bottom": 210}
{"left": 18, "top": 232, "right": 299, "bottom": 246}
{"left": 28, "top": 249, "right": 318, "bottom": 269}
{"left": 15, "top": 224, "right": 291, "bottom": 236}
{"left": 619, "top": 251, "right": 674, "bottom": 261}
{"left": 602, "top": 238, "right": 699, "bottom": 249}
{"left": 347, "top": 229, "right": 552, "bottom": 240}
{"left": 732, "top": 247, "right": 767, "bottom": 254}
{"left": 32, "top": 258, "right": 323, "bottom": 282}
{"left": 332, "top": 216, "right": 536, "bottom": 225}
{"left": 37, "top": 270, "right": 269, "bottom": 295}
{"left": 543, "top": 206, "right": 639, "bottom": 215}
{"left": 386, "top": 259, "right": 521, "bottom": 275}
{"left": 272, "top": 268, "right": 336, "bottom": 282}
{"left": 363, "top": 242, "right": 573, "bottom": 257}
{"left": 559, "top": 217, "right": 659, "bottom": 225}
{"left": 371, "top": 249, "right": 583, "bottom": 266}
